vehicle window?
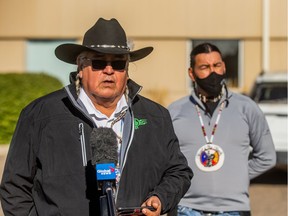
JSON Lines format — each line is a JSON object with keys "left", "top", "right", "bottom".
{"left": 256, "top": 83, "right": 287, "bottom": 103}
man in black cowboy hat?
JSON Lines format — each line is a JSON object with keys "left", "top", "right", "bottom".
{"left": 0, "top": 18, "right": 193, "bottom": 216}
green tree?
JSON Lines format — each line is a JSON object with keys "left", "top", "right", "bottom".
{"left": 0, "top": 73, "right": 63, "bottom": 144}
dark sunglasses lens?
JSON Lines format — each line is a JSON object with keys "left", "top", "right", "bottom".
{"left": 91, "top": 60, "right": 106, "bottom": 70}
{"left": 91, "top": 60, "right": 127, "bottom": 71}
{"left": 111, "top": 61, "right": 127, "bottom": 70}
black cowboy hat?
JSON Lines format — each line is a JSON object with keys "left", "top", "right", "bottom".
{"left": 55, "top": 18, "right": 153, "bottom": 64}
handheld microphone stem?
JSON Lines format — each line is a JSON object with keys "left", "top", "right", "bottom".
{"left": 106, "top": 186, "right": 116, "bottom": 216}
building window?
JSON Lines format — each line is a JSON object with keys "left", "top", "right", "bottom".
{"left": 26, "top": 40, "right": 77, "bottom": 86}
{"left": 191, "top": 40, "right": 241, "bottom": 88}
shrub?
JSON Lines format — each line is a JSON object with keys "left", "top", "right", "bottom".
{"left": 0, "top": 73, "right": 63, "bottom": 144}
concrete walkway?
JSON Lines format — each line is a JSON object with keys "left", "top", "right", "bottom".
{"left": 0, "top": 144, "right": 9, "bottom": 216}
{"left": 0, "top": 145, "right": 8, "bottom": 157}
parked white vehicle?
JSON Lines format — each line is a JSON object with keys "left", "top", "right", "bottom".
{"left": 250, "top": 72, "right": 288, "bottom": 165}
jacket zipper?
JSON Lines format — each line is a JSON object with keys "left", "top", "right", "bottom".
{"left": 79, "top": 123, "right": 87, "bottom": 166}
{"left": 115, "top": 111, "right": 135, "bottom": 201}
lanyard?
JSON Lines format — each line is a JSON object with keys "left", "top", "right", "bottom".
{"left": 110, "top": 111, "right": 126, "bottom": 190}
{"left": 195, "top": 102, "right": 225, "bottom": 144}
{"left": 110, "top": 111, "right": 126, "bottom": 167}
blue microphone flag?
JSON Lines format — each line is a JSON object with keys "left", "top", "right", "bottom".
{"left": 96, "top": 163, "right": 116, "bottom": 181}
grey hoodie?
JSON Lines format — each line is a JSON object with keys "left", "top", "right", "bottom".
{"left": 168, "top": 89, "right": 276, "bottom": 212}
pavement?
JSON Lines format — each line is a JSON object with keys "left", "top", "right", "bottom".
{"left": 0, "top": 145, "right": 9, "bottom": 216}
{"left": 0, "top": 145, "right": 8, "bottom": 160}
{"left": 0, "top": 144, "right": 287, "bottom": 216}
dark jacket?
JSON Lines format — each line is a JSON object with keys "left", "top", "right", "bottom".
{"left": 0, "top": 79, "right": 193, "bottom": 216}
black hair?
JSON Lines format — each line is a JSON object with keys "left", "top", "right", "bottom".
{"left": 190, "top": 43, "right": 223, "bottom": 68}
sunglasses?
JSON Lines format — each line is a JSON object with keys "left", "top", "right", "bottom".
{"left": 89, "top": 59, "right": 128, "bottom": 71}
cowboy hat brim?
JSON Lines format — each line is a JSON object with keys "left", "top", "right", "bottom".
{"left": 55, "top": 43, "right": 153, "bottom": 64}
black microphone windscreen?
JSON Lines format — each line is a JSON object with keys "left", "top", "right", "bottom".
{"left": 90, "top": 127, "right": 118, "bottom": 166}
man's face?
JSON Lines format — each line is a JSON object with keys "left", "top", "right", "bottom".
{"left": 79, "top": 53, "right": 129, "bottom": 104}
{"left": 189, "top": 51, "right": 226, "bottom": 80}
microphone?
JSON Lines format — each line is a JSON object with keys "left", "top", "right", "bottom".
{"left": 90, "top": 127, "right": 118, "bottom": 216}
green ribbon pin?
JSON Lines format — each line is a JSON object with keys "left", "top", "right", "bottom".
{"left": 134, "top": 118, "right": 147, "bottom": 129}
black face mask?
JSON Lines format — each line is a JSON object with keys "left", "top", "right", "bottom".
{"left": 195, "top": 72, "right": 225, "bottom": 97}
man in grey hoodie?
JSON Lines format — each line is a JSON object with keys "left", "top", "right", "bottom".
{"left": 168, "top": 42, "right": 276, "bottom": 216}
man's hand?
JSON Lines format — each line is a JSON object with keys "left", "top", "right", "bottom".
{"left": 141, "top": 196, "right": 161, "bottom": 216}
